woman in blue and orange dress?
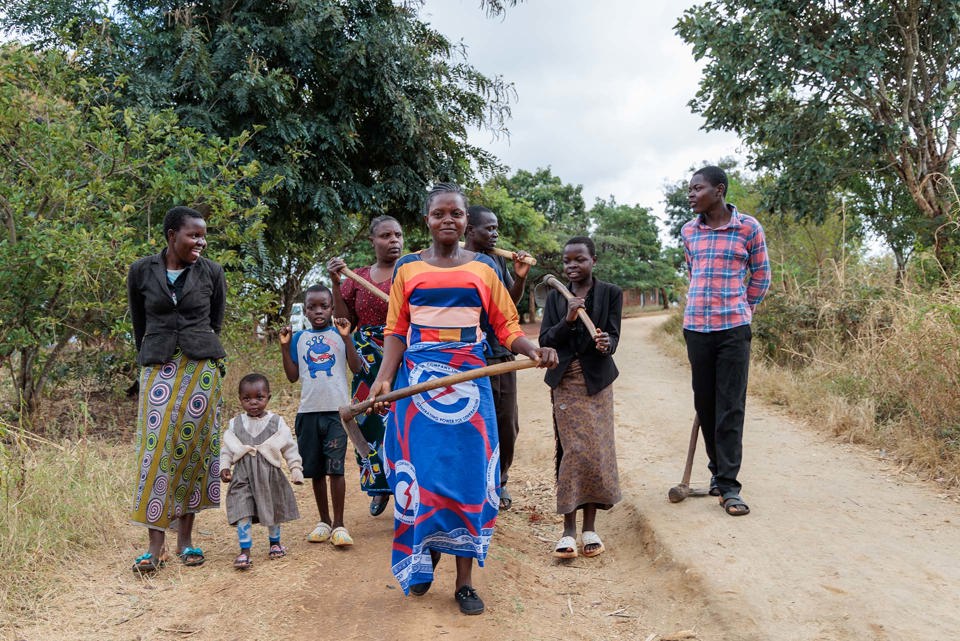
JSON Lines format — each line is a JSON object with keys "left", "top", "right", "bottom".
{"left": 327, "top": 215, "right": 404, "bottom": 517}
{"left": 368, "top": 183, "right": 557, "bottom": 615}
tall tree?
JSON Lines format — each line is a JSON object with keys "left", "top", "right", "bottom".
{"left": 2, "top": 0, "right": 516, "bottom": 313}
{"left": 590, "top": 197, "right": 673, "bottom": 293}
{"left": 0, "top": 44, "right": 265, "bottom": 414}
{"left": 465, "top": 182, "right": 552, "bottom": 255}
{"left": 845, "top": 172, "right": 923, "bottom": 284}
{"left": 491, "top": 167, "right": 589, "bottom": 235}
{"left": 676, "top": 0, "right": 960, "bottom": 275}
{"left": 485, "top": 167, "right": 588, "bottom": 314}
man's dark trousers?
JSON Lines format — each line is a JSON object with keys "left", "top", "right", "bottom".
{"left": 487, "top": 354, "right": 519, "bottom": 487}
{"left": 683, "top": 324, "right": 752, "bottom": 497}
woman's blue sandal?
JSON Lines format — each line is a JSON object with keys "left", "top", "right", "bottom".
{"left": 178, "top": 546, "right": 206, "bottom": 566}
{"left": 132, "top": 551, "right": 167, "bottom": 574}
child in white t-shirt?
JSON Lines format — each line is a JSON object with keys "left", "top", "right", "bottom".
{"left": 280, "top": 285, "right": 362, "bottom": 546}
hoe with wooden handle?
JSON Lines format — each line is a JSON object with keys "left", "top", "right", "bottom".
{"left": 457, "top": 241, "right": 538, "bottom": 266}
{"left": 540, "top": 274, "right": 598, "bottom": 335}
{"left": 339, "top": 265, "right": 390, "bottom": 303}
{"left": 668, "top": 414, "right": 712, "bottom": 502}
{"left": 338, "top": 358, "right": 540, "bottom": 458}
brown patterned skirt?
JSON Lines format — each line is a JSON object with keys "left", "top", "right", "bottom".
{"left": 552, "top": 360, "right": 621, "bottom": 514}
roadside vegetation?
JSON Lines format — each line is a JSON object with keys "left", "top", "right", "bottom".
{"left": 4, "top": 0, "right": 960, "bottom": 627}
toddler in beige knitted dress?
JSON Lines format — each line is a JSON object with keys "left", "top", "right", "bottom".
{"left": 220, "top": 373, "right": 304, "bottom": 570}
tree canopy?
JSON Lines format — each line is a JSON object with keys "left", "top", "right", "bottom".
{"left": 591, "top": 197, "right": 671, "bottom": 291}
{"left": 676, "top": 0, "right": 960, "bottom": 275}
{"left": 484, "top": 167, "right": 587, "bottom": 299}
{"left": 0, "top": 44, "right": 266, "bottom": 412}
{"left": 482, "top": 167, "right": 675, "bottom": 301}
{"left": 2, "top": 0, "right": 517, "bottom": 312}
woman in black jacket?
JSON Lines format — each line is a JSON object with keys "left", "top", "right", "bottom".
{"left": 127, "top": 206, "right": 227, "bottom": 573}
{"left": 539, "top": 236, "right": 622, "bottom": 560}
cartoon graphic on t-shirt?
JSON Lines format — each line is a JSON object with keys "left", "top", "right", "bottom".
{"left": 303, "top": 334, "right": 336, "bottom": 378}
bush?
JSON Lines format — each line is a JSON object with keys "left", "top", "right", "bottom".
{"left": 662, "top": 270, "right": 960, "bottom": 484}
{"left": 0, "top": 43, "right": 269, "bottom": 417}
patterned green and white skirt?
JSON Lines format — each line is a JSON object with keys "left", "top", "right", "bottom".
{"left": 130, "top": 350, "right": 224, "bottom": 530}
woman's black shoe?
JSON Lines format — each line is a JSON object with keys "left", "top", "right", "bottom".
{"left": 370, "top": 494, "right": 389, "bottom": 516}
{"left": 410, "top": 581, "right": 431, "bottom": 596}
{"left": 409, "top": 550, "right": 441, "bottom": 596}
{"left": 454, "top": 585, "right": 484, "bottom": 615}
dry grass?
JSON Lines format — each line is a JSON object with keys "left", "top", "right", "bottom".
{"left": 0, "top": 430, "right": 129, "bottom": 625}
{"left": 0, "top": 338, "right": 300, "bottom": 627}
{"left": 659, "top": 280, "right": 960, "bottom": 488}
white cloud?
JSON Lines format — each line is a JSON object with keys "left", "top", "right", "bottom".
{"left": 421, "top": 0, "right": 745, "bottom": 221}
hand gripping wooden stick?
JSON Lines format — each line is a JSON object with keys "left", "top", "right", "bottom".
{"left": 667, "top": 414, "right": 711, "bottom": 502}
{"left": 541, "top": 274, "right": 598, "bottom": 336}
{"left": 339, "top": 265, "right": 390, "bottom": 303}
{"left": 458, "top": 241, "right": 537, "bottom": 266}
{"left": 338, "top": 358, "right": 540, "bottom": 458}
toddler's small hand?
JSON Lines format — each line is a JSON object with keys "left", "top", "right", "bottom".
{"left": 220, "top": 468, "right": 232, "bottom": 483}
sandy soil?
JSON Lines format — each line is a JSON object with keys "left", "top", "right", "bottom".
{"left": 8, "top": 314, "right": 960, "bottom": 641}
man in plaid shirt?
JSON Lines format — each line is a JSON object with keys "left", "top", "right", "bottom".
{"left": 682, "top": 165, "right": 770, "bottom": 516}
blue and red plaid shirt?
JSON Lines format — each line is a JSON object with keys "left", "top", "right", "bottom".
{"left": 681, "top": 204, "right": 770, "bottom": 332}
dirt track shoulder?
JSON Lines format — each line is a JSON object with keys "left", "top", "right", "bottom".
{"left": 612, "top": 315, "right": 960, "bottom": 641}
{"left": 7, "top": 314, "right": 960, "bottom": 641}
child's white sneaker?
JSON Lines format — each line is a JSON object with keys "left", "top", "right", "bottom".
{"left": 307, "top": 521, "right": 332, "bottom": 543}
{"left": 331, "top": 526, "right": 354, "bottom": 547}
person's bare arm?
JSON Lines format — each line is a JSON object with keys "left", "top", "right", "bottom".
{"left": 367, "top": 335, "right": 405, "bottom": 413}
{"left": 334, "top": 317, "right": 364, "bottom": 374}
{"left": 507, "top": 251, "right": 531, "bottom": 303}
{"left": 326, "top": 257, "right": 356, "bottom": 327}
{"left": 279, "top": 326, "right": 299, "bottom": 383}
{"left": 509, "top": 336, "right": 558, "bottom": 369}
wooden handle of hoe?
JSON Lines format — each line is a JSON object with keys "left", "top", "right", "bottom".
{"left": 542, "top": 274, "right": 599, "bottom": 335}
{"left": 458, "top": 241, "right": 537, "bottom": 266}
{"left": 340, "top": 265, "right": 390, "bottom": 303}
{"left": 680, "top": 414, "right": 700, "bottom": 487}
{"left": 338, "top": 358, "right": 539, "bottom": 457}
{"left": 668, "top": 414, "right": 702, "bottom": 502}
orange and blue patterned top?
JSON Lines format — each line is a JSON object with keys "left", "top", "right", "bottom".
{"left": 384, "top": 251, "right": 525, "bottom": 349}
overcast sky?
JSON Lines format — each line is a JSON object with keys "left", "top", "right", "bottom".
{"left": 420, "top": 0, "right": 743, "bottom": 221}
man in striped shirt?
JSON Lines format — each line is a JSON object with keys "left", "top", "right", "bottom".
{"left": 682, "top": 165, "right": 770, "bottom": 517}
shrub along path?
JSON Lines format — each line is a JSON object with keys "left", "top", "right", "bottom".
{"left": 9, "top": 315, "right": 960, "bottom": 640}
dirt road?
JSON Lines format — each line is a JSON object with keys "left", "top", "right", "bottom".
{"left": 11, "top": 315, "right": 960, "bottom": 640}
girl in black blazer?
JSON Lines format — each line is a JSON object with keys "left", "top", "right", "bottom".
{"left": 127, "top": 206, "right": 227, "bottom": 574}
{"left": 539, "top": 236, "right": 622, "bottom": 560}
